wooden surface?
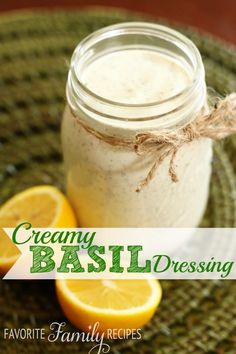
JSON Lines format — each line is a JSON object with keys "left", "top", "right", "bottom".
{"left": 0, "top": 0, "right": 235, "bottom": 45}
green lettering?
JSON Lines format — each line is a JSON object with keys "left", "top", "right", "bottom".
{"left": 88, "top": 246, "right": 106, "bottom": 273}
{"left": 30, "top": 245, "right": 55, "bottom": 273}
{"left": 109, "top": 246, "right": 124, "bottom": 273}
{"left": 153, "top": 255, "right": 171, "bottom": 273}
{"left": 12, "top": 222, "right": 32, "bottom": 245}
{"left": 57, "top": 246, "right": 85, "bottom": 273}
{"left": 127, "top": 246, "right": 151, "bottom": 273}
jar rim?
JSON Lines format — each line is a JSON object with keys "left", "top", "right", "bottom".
{"left": 67, "top": 22, "right": 206, "bottom": 126}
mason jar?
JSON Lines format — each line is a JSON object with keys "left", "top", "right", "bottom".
{"left": 61, "top": 22, "right": 212, "bottom": 227}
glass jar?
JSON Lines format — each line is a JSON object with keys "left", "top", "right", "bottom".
{"left": 62, "top": 22, "right": 212, "bottom": 227}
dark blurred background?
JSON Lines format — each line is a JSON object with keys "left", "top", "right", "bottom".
{"left": 0, "top": 0, "right": 235, "bottom": 45}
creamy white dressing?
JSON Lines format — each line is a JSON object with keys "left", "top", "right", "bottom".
{"left": 62, "top": 47, "right": 212, "bottom": 227}
{"left": 81, "top": 49, "right": 191, "bottom": 105}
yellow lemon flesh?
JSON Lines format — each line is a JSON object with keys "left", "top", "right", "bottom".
{"left": 0, "top": 185, "right": 77, "bottom": 275}
{"left": 56, "top": 279, "right": 162, "bottom": 335}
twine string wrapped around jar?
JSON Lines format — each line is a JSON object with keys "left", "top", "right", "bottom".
{"left": 70, "top": 93, "right": 236, "bottom": 192}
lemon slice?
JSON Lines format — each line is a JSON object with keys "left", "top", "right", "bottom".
{"left": 56, "top": 279, "right": 162, "bottom": 334}
{"left": 0, "top": 185, "right": 77, "bottom": 274}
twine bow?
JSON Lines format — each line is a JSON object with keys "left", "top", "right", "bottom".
{"left": 71, "top": 93, "right": 236, "bottom": 192}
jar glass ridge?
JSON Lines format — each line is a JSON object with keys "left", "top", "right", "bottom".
{"left": 67, "top": 22, "right": 206, "bottom": 129}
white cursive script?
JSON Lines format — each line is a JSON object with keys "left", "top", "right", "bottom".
{"left": 48, "top": 322, "right": 110, "bottom": 354}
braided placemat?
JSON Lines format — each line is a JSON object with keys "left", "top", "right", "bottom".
{"left": 0, "top": 9, "right": 236, "bottom": 354}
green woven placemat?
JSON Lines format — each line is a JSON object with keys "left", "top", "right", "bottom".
{"left": 0, "top": 9, "right": 236, "bottom": 354}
